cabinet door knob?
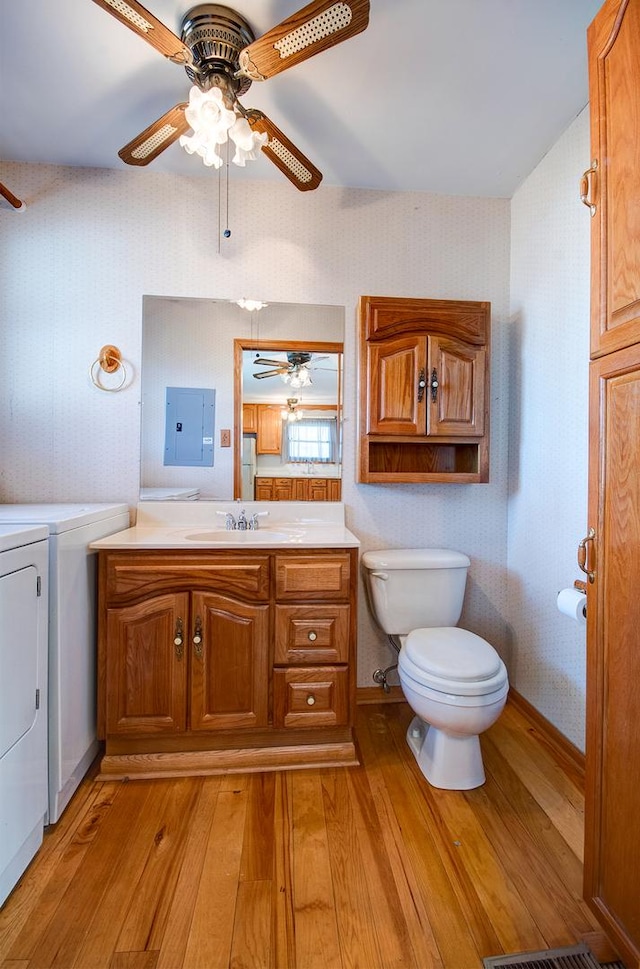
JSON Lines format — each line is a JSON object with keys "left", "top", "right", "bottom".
{"left": 417, "top": 368, "right": 426, "bottom": 403}
{"left": 580, "top": 160, "right": 598, "bottom": 216}
{"left": 307, "top": 630, "right": 317, "bottom": 641}
{"left": 174, "top": 618, "right": 184, "bottom": 659}
{"left": 193, "top": 616, "right": 203, "bottom": 657}
{"left": 430, "top": 368, "right": 439, "bottom": 403}
{"left": 306, "top": 694, "right": 316, "bottom": 706}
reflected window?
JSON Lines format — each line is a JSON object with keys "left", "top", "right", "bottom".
{"left": 284, "top": 418, "right": 337, "bottom": 464}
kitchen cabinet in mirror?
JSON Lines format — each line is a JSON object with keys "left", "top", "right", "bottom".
{"left": 140, "top": 297, "right": 344, "bottom": 501}
{"left": 234, "top": 339, "right": 343, "bottom": 501}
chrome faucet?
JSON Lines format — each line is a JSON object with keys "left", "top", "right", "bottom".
{"left": 248, "top": 511, "right": 269, "bottom": 530}
{"left": 217, "top": 509, "right": 268, "bottom": 530}
{"left": 216, "top": 511, "right": 236, "bottom": 530}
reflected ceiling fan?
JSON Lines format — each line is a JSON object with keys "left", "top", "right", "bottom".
{"left": 90, "top": 0, "right": 370, "bottom": 190}
{"left": 253, "top": 350, "right": 333, "bottom": 386}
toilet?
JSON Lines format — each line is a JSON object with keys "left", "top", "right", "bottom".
{"left": 362, "top": 548, "right": 508, "bottom": 790}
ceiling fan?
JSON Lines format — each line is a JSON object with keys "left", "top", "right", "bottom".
{"left": 253, "top": 350, "right": 332, "bottom": 385}
{"left": 89, "top": 0, "right": 370, "bottom": 191}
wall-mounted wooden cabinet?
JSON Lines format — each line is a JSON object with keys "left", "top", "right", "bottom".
{"left": 358, "top": 295, "right": 490, "bottom": 483}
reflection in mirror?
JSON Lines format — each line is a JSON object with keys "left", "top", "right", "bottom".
{"left": 140, "top": 296, "right": 344, "bottom": 501}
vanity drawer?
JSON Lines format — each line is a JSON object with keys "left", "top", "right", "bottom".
{"left": 273, "top": 666, "right": 349, "bottom": 728}
{"left": 102, "top": 551, "right": 270, "bottom": 605}
{"left": 275, "top": 553, "right": 351, "bottom": 601}
{"left": 274, "top": 604, "right": 350, "bottom": 664}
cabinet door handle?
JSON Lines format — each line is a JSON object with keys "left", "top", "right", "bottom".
{"left": 580, "top": 160, "right": 597, "bottom": 216}
{"left": 430, "top": 368, "right": 439, "bottom": 402}
{"left": 306, "top": 694, "right": 316, "bottom": 706}
{"left": 174, "top": 618, "right": 184, "bottom": 659}
{"left": 193, "top": 616, "right": 203, "bottom": 657}
{"left": 417, "top": 369, "right": 426, "bottom": 403}
{"left": 577, "top": 527, "right": 596, "bottom": 583}
{"left": 307, "top": 630, "right": 317, "bottom": 642}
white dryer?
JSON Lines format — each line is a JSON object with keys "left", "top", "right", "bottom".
{"left": 0, "top": 504, "right": 130, "bottom": 822}
{"left": 0, "top": 523, "right": 49, "bottom": 907}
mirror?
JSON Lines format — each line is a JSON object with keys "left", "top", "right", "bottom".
{"left": 141, "top": 296, "right": 344, "bottom": 501}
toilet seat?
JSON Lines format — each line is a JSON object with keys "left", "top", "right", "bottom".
{"left": 400, "top": 627, "right": 508, "bottom": 697}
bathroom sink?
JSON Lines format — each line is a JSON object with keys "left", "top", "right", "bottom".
{"left": 184, "top": 529, "right": 294, "bottom": 543}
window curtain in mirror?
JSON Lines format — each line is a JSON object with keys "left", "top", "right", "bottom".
{"left": 284, "top": 418, "right": 337, "bottom": 463}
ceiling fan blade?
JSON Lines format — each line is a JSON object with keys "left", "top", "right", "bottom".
{"left": 247, "top": 112, "right": 322, "bottom": 191}
{"left": 118, "top": 103, "right": 189, "bottom": 166}
{"left": 253, "top": 368, "right": 287, "bottom": 379}
{"left": 238, "top": 0, "right": 369, "bottom": 81}
{"left": 90, "top": 0, "right": 193, "bottom": 65}
{"left": 254, "top": 357, "right": 289, "bottom": 367}
{"left": 0, "top": 181, "right": 25, "bottom": 210}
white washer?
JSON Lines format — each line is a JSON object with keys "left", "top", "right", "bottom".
{"left": 0, "top": 523, "right": 49, "bottom": 906}
{"left": 0, "top": 504, "right": 130, "bottom": 823}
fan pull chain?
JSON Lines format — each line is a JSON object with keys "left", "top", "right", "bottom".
{"left": 223, "top": 139, "right": 231, "bottom": 240}
{"left": 217, "top": 161, "right": 222, "bottom": 254}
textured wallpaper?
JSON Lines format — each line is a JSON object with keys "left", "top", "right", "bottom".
{"left": 509, "top": 107, "right": 591, "bottom": 749}
{"left": 1, "top": 154, "right": 519, "bottom": 708}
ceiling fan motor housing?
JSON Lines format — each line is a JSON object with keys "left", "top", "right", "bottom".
{"left": 180, "top": 4, "right": 255, "bottom": 97}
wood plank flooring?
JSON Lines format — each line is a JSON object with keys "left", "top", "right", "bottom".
{"left": 0, "top": 700, "right": 607, "bottom": 969}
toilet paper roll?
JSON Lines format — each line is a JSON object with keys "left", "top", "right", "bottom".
{"left": 557, "top": 587, "right": 587, "bottom": 624}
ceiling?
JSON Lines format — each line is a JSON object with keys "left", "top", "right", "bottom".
{"left": 242, "top": 349, "right": 340, "bottom": 404}
{"left": 0, "top": 0, "right": 601, "bottom": 198}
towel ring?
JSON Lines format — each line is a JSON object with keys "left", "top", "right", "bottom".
{"left": 90, "top": 345, "right": 127, "bottom": 392}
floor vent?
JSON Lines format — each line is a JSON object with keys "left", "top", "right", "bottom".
{"left": 483, "top": 942, "right": 602, "bottom": 969}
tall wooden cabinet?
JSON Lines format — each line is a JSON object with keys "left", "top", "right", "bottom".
{"left": 584, "top": 2, "right": 640, "bottom": 965}
{"left": 358, "top": 296, "right": 490, "bottom": 483}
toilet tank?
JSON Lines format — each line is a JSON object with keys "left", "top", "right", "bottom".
{"left": 362, "top": 548, "right": 471, "bottom": 635}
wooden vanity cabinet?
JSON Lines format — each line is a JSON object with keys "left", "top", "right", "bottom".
{"left": 100, "top": 553, "right": 270, "bottom": 739}
{"left": 96, "top": 547, "right": 358, "bottom": 778}
{"left": 273, "top": 552, "right": 352, "bottom": 729}
{"left": 358, "top": 295, "right": 490, "bottom": 483}
{"left": 104, "top": 590, "right": 269, "bottom": 735}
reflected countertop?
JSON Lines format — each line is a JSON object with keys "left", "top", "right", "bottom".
{"left": 254, "top": 468, "right": 341, "bottom": 479}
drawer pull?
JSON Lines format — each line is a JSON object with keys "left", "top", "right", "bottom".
{"left": 174, "top": 618, "right": 184, "bottom": 659}
{"left": 306, "top": 694, "right": 316, "bottom": 706}
{"left": 307, "top": 630, "right": 318, "bottom": 641}
{"left": 193, "top": 616, "right": 203, "bottom": 658}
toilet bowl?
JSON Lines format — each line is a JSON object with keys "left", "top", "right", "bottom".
{"left": 398, "top": 627, "right": 508, "bottom": 789}
{"left": 361, "top": 548, "right": 509, "bottom": 790}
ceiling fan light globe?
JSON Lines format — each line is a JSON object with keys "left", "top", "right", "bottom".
{"left": 202, "top": 145, "right": 223, "bottom": 168}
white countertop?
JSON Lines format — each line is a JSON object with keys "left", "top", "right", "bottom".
{"left": 90, "top": 501, "right": 359, "bottom": 550}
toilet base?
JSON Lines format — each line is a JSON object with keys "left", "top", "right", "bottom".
{"left": 405, "top": 715, "right": 486, "bottom": 790}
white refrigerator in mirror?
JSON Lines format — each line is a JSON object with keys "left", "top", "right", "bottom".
{"left": 242, "top": 437, "right": 256, "bottom": 500}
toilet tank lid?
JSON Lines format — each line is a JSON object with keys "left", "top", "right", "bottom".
{"left": 362, "top": 548, "right": 470, "bottom": 570}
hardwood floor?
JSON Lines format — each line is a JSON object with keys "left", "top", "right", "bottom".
{"left": 0, "top": 700, "right": 607, "bottom": 969}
